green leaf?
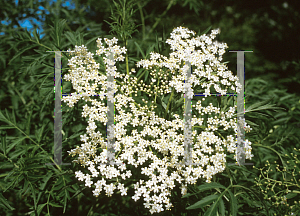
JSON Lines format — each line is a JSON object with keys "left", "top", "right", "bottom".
{"left": 186, "top": 194, "right": 218, "bottom": 210}
{"left": 219, "top": 198, "right": 225, "bottom": 216}
{"left": 134, "top": 42, "right": 146, "bottom": 59}
{"left": 67, "top": 131, "right": 84, "bottom": 140}
{"left": 202, "top": 25, "right": 212, "bottom": 35}
{"left": 30, "top": 183, "right": 37, "bottom": 211}
{"left": 145, "top": 44, "right": 155, "bottom": 58}
{"left": 11, "top": 109, "right": 16, "bottom": 125}
{"left": 0, "top": 126, "right": 15, "bottom": 130}
{"left": 35, "top": 122, "right": 47, "bottom": 144}
{"left": 4, "top": 109, "right": 11, "bottom": 123}
{"left": 285, "top": 192, "right": 299, "bottom": 199}
{"left": 144, "top": 70, "right": 149, "bottom": 82}
{"left": 24, "top": 164, "right": 45, "bottom": 171}
{"left": 32, "top": 29, "right": 40, "bottom": 43}
{"left": 1, "top": 130, "right": 7, "bottom": 156}
{"left": 203, "top": 199, "right": 219, "bottom": 216}
{"left": 244, "top": 97, "right": 283, "bottom": 115}
{"left": 175, "top": 94, "right": 184, "bottom": 105}
{"left": 182, "top": 182, "right": 226, "bottom": 198}
{"left": 21, "top": 179, "right": 30, "bottom": 196}
{"left": 85, "top": 35, "right": 100, "bottom": 47}
{"left": 7, "top": 137, "right": 26, "bottom": 154}
{"left": 8, "top": 44, "right": 38, "bottom": 65}
{"left": 37, "top": 203, "right": 47, "bottom": 216}
{"left": 279, "top": 94, "right": 294, "bottom": 101}
{"left": 49, "top": 19, "right": 67, "bottom": 48}
{"left": 39, "top": 88, "right": 53, "bottom": 115}
{"left": 271, "top": 116, "right": 291, "bottom": 125}
{"left": 25, "top": 108, "right": 33, "bottom": 135}
{"left": 0, "top": 162, "right": 14, "bottom": 170}
{"left": 161, "top": 101, "right": 169, "bottom": 113}
{"left": 0, "top": 193, "right": 15, "bottom": 211}
{"left": 9, "top": 148, "right": 26, "bottom": 160}
{"left": 63, "top": 189, "right": 70, "bottom": 213}
{"left": 227, "top": 190, "right": 238, "bottom": 216}
{"left": 49, "top": 202, "right": 63, "bottom": 208}
{"left": 69, "top": 186, "right": 85, "bottom": 200}
{"left": 64, "top": 31, "right": 77, "bottom": 45}
{"left": 135, "top": 68, "right": 144, "bottom": 78}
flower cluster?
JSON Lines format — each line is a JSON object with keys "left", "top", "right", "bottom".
{"left": 253, "top": 148, "right": 300, "bottom": 215}
{"left": 62, "top": 27, "right": 253, "bottom": 214}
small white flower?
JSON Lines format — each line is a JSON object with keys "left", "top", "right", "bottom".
{"left": 64, "top": 27, "right": 252, "bottom": 215}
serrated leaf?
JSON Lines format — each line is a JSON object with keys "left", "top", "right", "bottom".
{"left": 186, "top": 194, "right": 218, "bottom": 210}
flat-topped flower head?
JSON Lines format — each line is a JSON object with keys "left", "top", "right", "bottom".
{"left": 62, "top": 26, "right": 253, "bottom": 214}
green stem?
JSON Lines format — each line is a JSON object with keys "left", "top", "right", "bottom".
{"left": 164, "top": 88, "right": 174, "bottom": 119}
{"left": 137, "top": 2, "right": 145, "bottom": 41}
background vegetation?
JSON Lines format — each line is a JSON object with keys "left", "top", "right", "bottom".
{"left": 0, "top": 0, "right": 299, "bottom": 215}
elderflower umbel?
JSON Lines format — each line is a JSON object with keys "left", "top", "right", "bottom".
{"left": 63, "top": 27, "right": 253, "bottom": 214}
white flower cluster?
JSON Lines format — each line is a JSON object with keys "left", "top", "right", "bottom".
{"left": 62, "top": 27, "right": 253, "bottom": 214}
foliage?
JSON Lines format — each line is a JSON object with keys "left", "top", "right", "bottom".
{"left": 0, "top": 0, "right": 299, "bottom": 215}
